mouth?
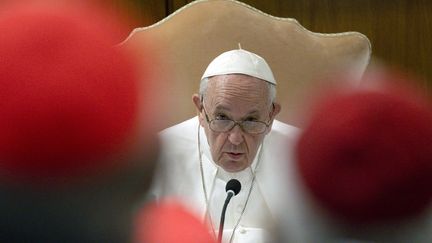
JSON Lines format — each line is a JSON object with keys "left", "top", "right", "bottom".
{"left": 226, "top": 152, "right": 244, "bottom": 160}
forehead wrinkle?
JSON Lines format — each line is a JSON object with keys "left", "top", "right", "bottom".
{"left": 206, "top": 74, "right": 270, "bottom": 109}
{"left": 213, "top": 104, "right": 261, "bottom": 119}
{"left": 204, "top": 75, "right": 271, "bottom": 122}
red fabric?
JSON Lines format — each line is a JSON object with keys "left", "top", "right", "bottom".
{"left": 134, "top": 201, "right": 216, "bottom": 243}
{"left": 0, "top": 3, "right": 148, "bottom": 181}
{"left": 297, "top": 87, "right": 432, "bottom": 223}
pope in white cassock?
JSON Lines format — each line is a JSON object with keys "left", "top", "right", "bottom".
{"left": 150, "top": 48, "right": 300, "bottom": 243}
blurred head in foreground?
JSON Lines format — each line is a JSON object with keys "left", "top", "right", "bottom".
{"left": 0, "top": 2, "right": 158, "bottom": 242}
{"left": 133, "top": 201, "right": 216, "bottom": 243}
{"left": 296, "top": 74, "right": 432, "bottom": 242}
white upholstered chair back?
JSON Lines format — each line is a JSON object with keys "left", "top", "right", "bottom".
{"left": 121, "top": 0, "right": 371, "bottom": 129}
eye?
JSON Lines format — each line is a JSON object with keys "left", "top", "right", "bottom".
{"left": 245, "top": 116, "right": 258, "bottom": 122}
{"left": 215, "top": 113, "right": 229, "bottom": 120}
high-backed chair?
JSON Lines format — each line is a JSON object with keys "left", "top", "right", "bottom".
{"left": 121, "top": 0, "right": 371, "bottom": 129}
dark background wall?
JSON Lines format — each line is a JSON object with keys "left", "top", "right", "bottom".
{"left": 92, "top": 0, "right": 432, "bottom": 91}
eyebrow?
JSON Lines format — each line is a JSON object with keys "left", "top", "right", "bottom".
{"left": 213, "top": 106, "right": 230, "bottom": 113}
{"left": 213, "top": 106, "right": 261, "bottom": 119}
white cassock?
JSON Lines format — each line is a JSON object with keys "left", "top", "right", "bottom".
{"left": 150, "top": 117, "right": 432, "bottom": 243}
{"left": 150, "top": 117, "right": 300, "bottom": 243}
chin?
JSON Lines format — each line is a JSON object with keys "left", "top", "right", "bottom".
{"left": 220, "top": 161, "right": 249, "bottom": 173}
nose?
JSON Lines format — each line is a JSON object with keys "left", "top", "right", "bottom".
{"left": 227, "top": 124, "right": 244, "bottom": 145}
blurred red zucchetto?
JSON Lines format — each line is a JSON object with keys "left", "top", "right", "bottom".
{"left": 0, "top": 2, "right": 154, "bottom": 182}
{"left": 296, "top": 81, "right": 432, "bottom": 223}
{"left": 133, "top": 201, "right": 216, "bottom": 243}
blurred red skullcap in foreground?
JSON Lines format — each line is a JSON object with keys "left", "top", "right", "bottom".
{"left": 133, "top": 201, "right": 216, "bottom": 243}
{"left": 0, "top": 2, "right": 154, "bottom": 182}
{"left": 296, "top": 81, "right": 432, "bottom": 224}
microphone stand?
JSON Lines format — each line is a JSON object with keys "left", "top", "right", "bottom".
{"left": 218, "top": 190, "right": 235, "bottom": 243}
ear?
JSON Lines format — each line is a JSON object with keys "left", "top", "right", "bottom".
{"left": 271, "top": 103, "right": 281, "bottom": 120}
{"left": 192, "top": 94, "right": 204, "bottom": 125}
{"left": 265, "top": 103, "right": 281, "bottom": 134}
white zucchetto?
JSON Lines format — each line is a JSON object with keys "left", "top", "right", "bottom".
{"left": 201, "top": 49, "right": 277, "bottom": 85}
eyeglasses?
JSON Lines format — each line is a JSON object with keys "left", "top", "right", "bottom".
{"left": 201, "top": 105, "right": 271, "bottom": 134}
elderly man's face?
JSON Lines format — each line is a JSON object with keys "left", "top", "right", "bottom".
{"left": 193, "top": 74, "right": 280, "bottom": 172}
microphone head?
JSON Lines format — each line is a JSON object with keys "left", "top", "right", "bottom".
{"left": 225, "top": 179, "right": 241, "bottom": 195}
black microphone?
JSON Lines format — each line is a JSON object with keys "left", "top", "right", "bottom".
{"left": 218, "top": 179, "right": 241, "bottom": 243}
